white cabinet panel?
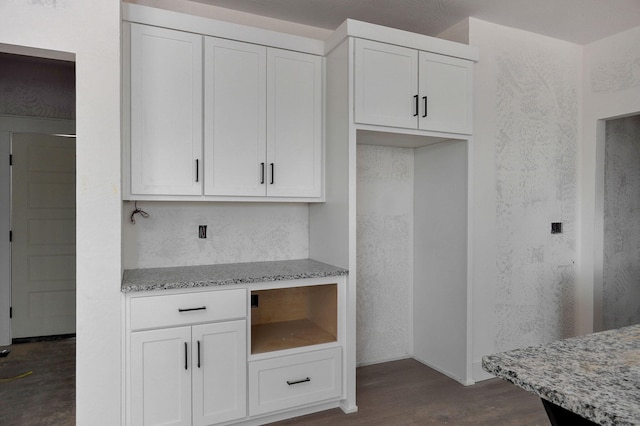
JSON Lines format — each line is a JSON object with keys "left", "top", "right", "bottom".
{"left": 130, "top": 327, "right": 192, "bottom": 426}
{"left": 418, "top": 51, "right": 472, "bottom": 134}
{"left": 354, "top": 39, "right": 418, "bottom": 129}
{"left": 129, "top": 312, "right": 247, "bottom": 426}
{"left": 249, "top": 347, "right": 342, "bottom": 416}
{"left": 130, "top": 24, "right": 203, "bottom": 195}
{"left": 267, "top": 49, "right": 323, "bottom": 198}
{"left": 130, "top": 288, "right": 246, "bottom": 331}
{"left": 204, "top": 38, "right": 267, "bottom": 196}
{"left": 192, "top": 321, "right": 247, "bottom": 426}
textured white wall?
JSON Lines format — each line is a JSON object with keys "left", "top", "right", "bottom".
{"left": 603, "top": 115, "right": 640, "bottom": 329}
{"left": 122, "top": 202, "right": 310, "bottom": 269}
{"left": 582, "top": 25, "right": 640, "bottom": 333}
{"left": 356, "top": 145, "right": 413, "bottom": 365}
{"left": 468, "top": 19, "right": 581, "bottom": 378}
{"left": 0, "top": 54, "right": 75, "bottom": 119}
{"left": 0, "top": 1, "right": 122, "bottom": 424}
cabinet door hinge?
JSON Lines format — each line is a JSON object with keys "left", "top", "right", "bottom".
{"left": 9, "top": 230, "right": 12, "bottom": 242}
{"left": 9, "top": 307, "right": 12, "bottom": 319}
{"left": 9, "top": 154, "right": 12, "bottom": 166}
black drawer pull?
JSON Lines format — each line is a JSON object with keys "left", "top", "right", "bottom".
{"left": 178, "top": 306, "right": 206, "bottom": 313}
{"left": 287, "top": 377, "right": 311, "bottom": 386}
{"left": 184, "top": 342, "right": 188, "bottom": 370}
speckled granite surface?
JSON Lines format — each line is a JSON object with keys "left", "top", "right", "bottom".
{"left": 482, "top": 324, "right": 640, "bottom": 426}
{"left": 122, "top": 259, "right": 348, "bottom": 292}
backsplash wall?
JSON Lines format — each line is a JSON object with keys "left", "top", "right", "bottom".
{"left": 122, "top": 202, "right": 309, "bottom": 269}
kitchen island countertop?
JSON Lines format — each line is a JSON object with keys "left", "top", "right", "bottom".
{"left": 482, "top": 324, "right": 640, "bottom": 425}
{"left": 122, "top": 258, "right": 348, "bottom": 292}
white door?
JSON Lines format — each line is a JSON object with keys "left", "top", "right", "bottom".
{"left": 418, "top": 51, "right": 473, "bottom": 134}
{"left": 130, "top": 327, "right": 192, "bottom": 426}
{"left": 130, "top": 23, "right": 203, "bottom": 196}
{"left": 192, "top": 320, "right": 246, "bottom": 426}
{"left": 11, "top": 133, "right": 76, "bottom": 338}
{"left": 266, "top": 48, "right": 322, "bottom": 198}
{"left": 204, "top": 37, "right": 266, "bottom": 196}
{"left": 354, "top": 39, "right": 418, "bottom": 129}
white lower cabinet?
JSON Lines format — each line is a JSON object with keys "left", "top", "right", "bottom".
{"left": 126, "top": 277, "right": 348, "bottom": 425}
{"left": 127, "top": 288, "right": 247, "bottom": 426}
{"left": 130, "top": 320, "right": 247, "bottom": 426}
{"left": 249, "top": 347, "right": 342, "bottom": 416}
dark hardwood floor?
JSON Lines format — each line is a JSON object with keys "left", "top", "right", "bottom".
{"left": 0, "top": 338, "right": 75, "bottom": 426}
{"left": 0, "top": 339, "right": 549, "bottom": 425}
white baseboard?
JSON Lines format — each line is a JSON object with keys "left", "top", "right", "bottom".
{"left": 412, "top": 355, "right": 474, "bottom": 386}
{"left": 472, "top": 360, "right": 495, "bottom": 382}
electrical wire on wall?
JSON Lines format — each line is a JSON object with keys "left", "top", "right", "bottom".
{"left": 130, "top": 201, "right": 149, "bottom": 224}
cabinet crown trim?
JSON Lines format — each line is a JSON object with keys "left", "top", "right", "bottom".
{"left": 122, "top": 3, "right": 325, "bottom": 56}
{"left": 325, "top": 18, "right": 479, "bottom": 62}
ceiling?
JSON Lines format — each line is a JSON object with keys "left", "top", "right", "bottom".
{"left": 192, "top": 0, "right": 640, "bottom": 45}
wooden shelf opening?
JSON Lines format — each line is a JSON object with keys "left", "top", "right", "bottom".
{"left": 251, "top": 284, "right": 337, "bottom": 354}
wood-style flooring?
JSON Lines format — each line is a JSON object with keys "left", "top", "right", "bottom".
{"left": 0, "top": 338, "right": 549, "bottom": 425}
{"left": 272, "top": 358, "right": 549, "bottom": 425}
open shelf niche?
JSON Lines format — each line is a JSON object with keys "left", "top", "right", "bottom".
{"left": 250, "top": 284, "right": 338, "bottom": 354}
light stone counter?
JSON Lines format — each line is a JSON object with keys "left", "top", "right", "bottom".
{"left": 482, "top": 324, "right": 640, "bottom": 425}
{"left": 122, "top": 258, "right": 348, "bottom": 292}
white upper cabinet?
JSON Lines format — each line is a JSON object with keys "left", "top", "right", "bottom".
{"left": 267, "top": 49, "right": 323, "bottom": 198}
{"left": 354, "top": 38, "right": 472, "bottom": 134}
{"left": 204, "top": 38, "right": 267, "bottom": 197}
{"left": 204, "top": 41, "right": 322, "bottom": 198}
{"left": 126, "top": 20, "right": 323, "bottom": 201}
{"left": 129, "top": 24, "right": 203, "bottom": 196}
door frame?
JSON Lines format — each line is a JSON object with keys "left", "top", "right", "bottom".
{"left": 0, "top": 115, "right": 75, "bottom": 346}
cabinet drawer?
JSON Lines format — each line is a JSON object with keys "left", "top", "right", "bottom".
{"left": 249, "top": 347, "right": 342, "bottom": 415}
{"left": 130, "top": 289, "right": 246, "bottom": 331}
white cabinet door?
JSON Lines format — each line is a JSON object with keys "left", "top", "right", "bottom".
{"left": 204, "top": 37, "right": 267, "bottom": 196}
{"left": 354, "top": 39, "right": 418, "bottom": 129}
{"left": 266, "top": 49, "right": 323, "bottom": 198}
{"left": 192, "top": 320, "right": 247, "bottom": 426}
{"left": 130, "top": 24, "right": 203, "bottom": 195}
{"left": 130, "top": 327, "right": 192, "bottom": 426}
{"left": 418, "top": 51, "right": 472, "bottom": 134}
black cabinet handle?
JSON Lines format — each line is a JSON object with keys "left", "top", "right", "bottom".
{"left": 413, "top": 94, "right": 418, "bottom": 117}
{"left": 184, "top": 342, "right": 188, "bottom": 370}
{"left": 195, "top": 159, "right": 199, "bottom": 182}
{"left": 260, "top": 162, "right": 265, "bottom": 184}
{"left": 270, "top": 163, "right": 274, "bottom": 185}
{"left": 422, "top": 96, "right": 428, "bottom": 118}
{"left": 178, "top": 306, "right": 206, "bottom": 313}
{"left": 287, "top": 377, "right": 311, "bottom": 386}
{"left": 197, "top": 341, "right": 201, "bottom": 368}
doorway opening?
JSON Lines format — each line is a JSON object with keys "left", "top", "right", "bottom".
{"left": 0, "top": 50, "right": 76, "bottom": 349}
{"left": 601, "top": 114, "right": 640, "bottom": 330}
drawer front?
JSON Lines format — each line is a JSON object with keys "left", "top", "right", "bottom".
{"left": 130, "top": 288, "right": 246, "bottom": 331}
{"left": 249, "top": 347, "right": 342, "bottom": 415}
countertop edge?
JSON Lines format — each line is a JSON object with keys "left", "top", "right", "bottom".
{"left": 121, "top": 259, "right": 349, "bottom": 293}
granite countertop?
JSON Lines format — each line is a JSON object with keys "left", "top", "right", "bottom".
{"left": 482, "top": 324, "right": 640, "bottom": 426}
{"left": 122, "top": 258, "right": 348, "bottom": 292}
